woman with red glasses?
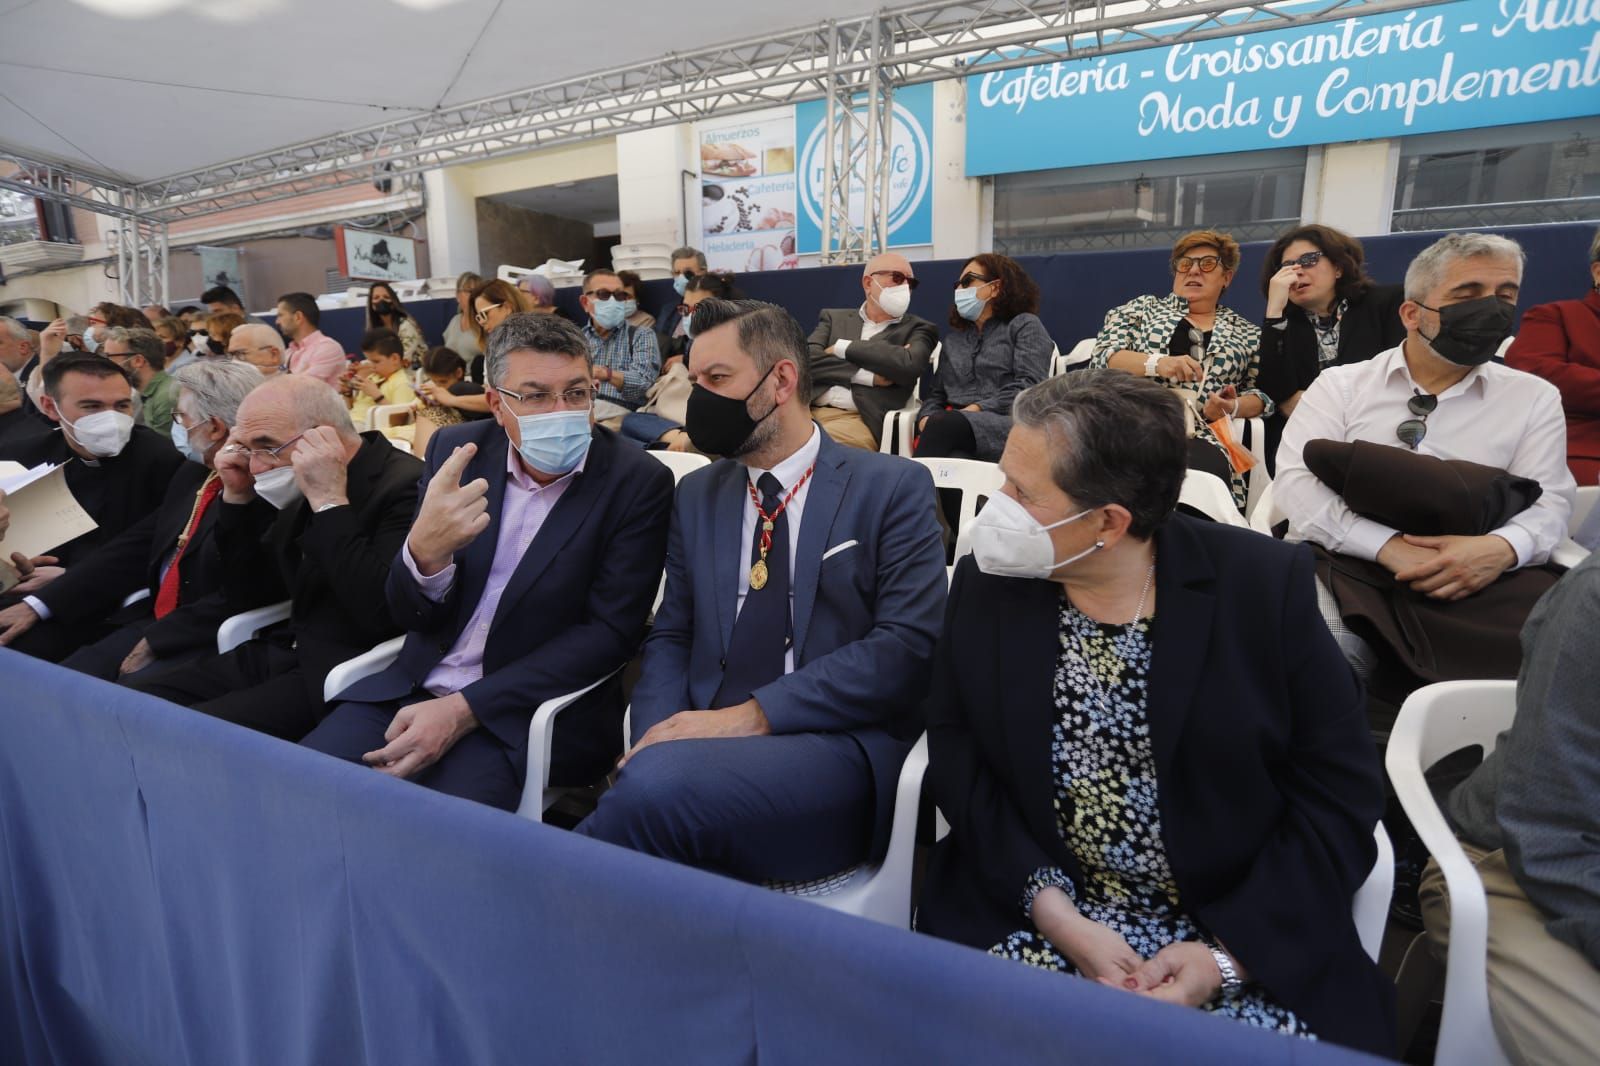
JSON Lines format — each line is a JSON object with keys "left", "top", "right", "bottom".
{"left": 914, "top": 253, "right": 1054, "bottom": 464}
{"left": 1092, "top": 229, "right": 1264, "bottom": 511}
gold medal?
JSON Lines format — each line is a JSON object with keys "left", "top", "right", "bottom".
{"left": 749, "top": 559, "right": 769, "bottom": 591}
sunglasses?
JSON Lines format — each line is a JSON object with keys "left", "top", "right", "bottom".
{"left": 868, "top": 270, "right": 920, "bottom": 289}
{"left": 1281, "top": 250, "right": 1326, "bottom": 270}
{"left": 584, "top": 289, "right": 627, "bottom": 301}
{"left": 1172, "top": 255, "right": 1222, "bottom": 274}
{"left": 473, "top": 302, "right": 504, "bottom": 324}
{"left": 1396, "top": 391, "right": 1438, "bottom": 450}
{"left": 955, "top": 272, "right": 994, "bottom": 289}
{"left": 1188, "top": 327, "right": 1207, "bottom": 364}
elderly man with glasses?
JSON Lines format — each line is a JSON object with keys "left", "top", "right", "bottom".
{"left": 124, "top": 373, "right": 422, "bottom": 740}
{"left": 805, "top": 252, "right": 940, "bottom": 450}
{"left": 225, "top": 322, "right": 288, "bottom": 377}
{"left": 299, "top": 313, "right": 673, "bottom": 810}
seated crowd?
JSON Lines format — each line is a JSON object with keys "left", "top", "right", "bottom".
{"left": 2, "top": 225, "right": 1599, "bottom": 1062}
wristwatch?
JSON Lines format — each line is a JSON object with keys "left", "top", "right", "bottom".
{"left": 1207, "top": 942, "right": 1243, "bottom": 999}
{"left": 1143, "top": 354, "right": 1162, "bottom": 377}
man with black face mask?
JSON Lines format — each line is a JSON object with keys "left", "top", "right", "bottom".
{"left": 1276, "top": 232, "right": 1574, "bottom": 675}
{"left": 575, "top": 298, "right": 948, "bottom": 885}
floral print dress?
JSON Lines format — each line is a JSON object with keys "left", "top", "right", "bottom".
{"left": 1090, "top": 293, "right": 1267, "bottom": 510}
{"left": 990, "top": 600, "right": 1313, "bottom": 1040}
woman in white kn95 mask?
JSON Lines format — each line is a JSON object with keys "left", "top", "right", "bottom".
{"left": 917, "top": 369, "right": 1395, "bottom": 1057}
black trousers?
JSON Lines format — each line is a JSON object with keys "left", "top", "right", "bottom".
{"left": 912, "top": 410, "right": 978, "bottom": 460}
{"left": 123, "top": 639, "right": 323, "bottom": 741}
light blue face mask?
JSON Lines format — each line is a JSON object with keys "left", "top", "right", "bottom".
{"left": 511, "top": 409, "right": 592, "bottom": 475}
{"left": 620, "top": 299, "right": 639, "bottom": 320}
{"left": 592, "top": 299, "right": 628, "bottom": 331}
{"left": 80, "top": 327, "right": 99, "bottom": 353}
{"left": 673, "top": 273, "right": 692, "bottom": 297}
{"left": 170, "top": 417, "right": 207, "bottom": 464}
{"left": 953, "top": 285, "right": 989, "bottom": 322}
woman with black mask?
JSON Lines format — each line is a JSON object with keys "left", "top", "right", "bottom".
{"left": 366, "top": 282, "right": 426, "bottom": 367}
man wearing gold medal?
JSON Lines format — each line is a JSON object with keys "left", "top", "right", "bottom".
{"left": 576, "top": 298, "right": 948, "bottom": 882}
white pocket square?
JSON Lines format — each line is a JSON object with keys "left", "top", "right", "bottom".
{"left": 821, "top": 540, "right": 860, "bottom": 562}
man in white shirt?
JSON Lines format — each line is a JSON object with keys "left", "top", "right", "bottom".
{"left": 804, "top": 253, "right": 940, "bottom": 450}
{"left": 1277, "top": 232, "right": 1574, "bottom": 668}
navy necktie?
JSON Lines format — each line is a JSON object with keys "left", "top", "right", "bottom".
{"left": 713, "top": 472, "right": 791, "bottom": 708}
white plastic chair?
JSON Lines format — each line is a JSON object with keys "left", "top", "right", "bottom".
{"left": 765, "top": 733, "right": 930, "bottom": 928}
{"left": 1049, "top": 338, "right": 1092, "bottom": 377}
{"left": 322, "top": 635, "right": 405, "bottom": 702}
{"left": 910, "top": 457, "right": 1004, "bottom": 564}
{"left": 1178, "top": 470, "right": 1248, "bottom": 528}
{"left": 1385, "top": 680, "right": 1517, "bottom": 1066}
{"left": 1354, "top": 823, "right": 1395, "bottom": 963}
{"left": 121, "top": 588, "right": 151, "bottom": 608}
{"left": 1569, "top": 483, "right": 1599, "bottom": 534}
{"left": 516, "top": 668, "right": 624, "bottom": 821}
{"left": 879, "top": 343, "right": 940, "bottom": 457}
{"left": 216, "top": 600, "right": 291, "bottom": 653}
{"left": 647, "top": 449, "right": 710, "bottom": 482}
{"left": 366, "top": 403, "right": 413, "bottom": 432}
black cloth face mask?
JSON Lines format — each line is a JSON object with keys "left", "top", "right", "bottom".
{"left": 1415, "top": 295, "right": 1515, "bottom": 368}
{"left": 372, "top": 301, "right": 395, "bottom": 316}
{"left": 685, "top": 363, "right": 778, "bottom": 456}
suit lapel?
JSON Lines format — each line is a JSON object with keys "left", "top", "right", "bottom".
{"left": 714, "top": 461, "right": 747, "bottom": 654}
{"left": 837, "top": 309, "right": 865, "bottom": 343}
{"left": 455, "top": 428, "right": 509, "bottom": 624}
{"left": 1146, "top": 517, "right": 1216, "bottom": 777}
{"left": 997, "top": 576, "right": 1065, "bottom": 850}
{"left": 490, "top": 429, "right": 612, "bottom": 628}
{"left": 791, "top": 432, "right": 848, "bottom": 658}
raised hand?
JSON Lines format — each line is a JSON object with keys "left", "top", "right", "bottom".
{"left": 214, "top": 441, "right": 257, "bottom": 503}
{"left": 406, "top": 443, "right": 491, "bottom": 576}
{"left": 289, "top": 425, "right": 352, "bottom": 510}
{"left": 1265, "top": 264, "right": 1302, "bottom": 317}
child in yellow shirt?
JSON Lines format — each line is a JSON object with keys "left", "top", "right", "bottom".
{"left": 349, "top": 328, "right": 418, "bottom": 434}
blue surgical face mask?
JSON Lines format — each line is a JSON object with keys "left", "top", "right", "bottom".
{"left": 170, "top": 417, "right": 208, "bottom": 464}
{"left": 80, "top": 326, "right": 99, "bottom": 353}
{"left": 954, "top": 286, "right": 988, "bottom": 322}
{"left": 510, "top": 409, "right": 591, "bottom": 475}
{"left": 673, "top": 273, "right": 692, "bottom": 297}
{"left": 620, "top": 299, "right": 639, "bottom": 320}
{"left": 592, "top": 299, "right": 627, "bottom": 331}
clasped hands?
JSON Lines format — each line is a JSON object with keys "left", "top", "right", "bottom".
{"left": 1377, "top": 532, "right": 1516, "bottom": 601}
{"left": 1032, "top": 887, "right": 1237, "bottom": 1008}
{"left": 616, "top": 699, "right": 770, "bottom": 769}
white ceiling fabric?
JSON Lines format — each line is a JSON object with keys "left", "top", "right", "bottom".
{"left": 0, "top": 0, "right": 867, "bottom": 183}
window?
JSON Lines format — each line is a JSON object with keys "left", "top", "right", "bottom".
{"left": 1392, "top": 118, "right": 1600, "bottom": 232}
{"left": 992, "top": 148, "right": 1307, "bottom": 254}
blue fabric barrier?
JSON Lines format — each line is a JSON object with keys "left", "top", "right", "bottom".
{"left": 0, "top": 649, "right": 1384, "bottom": 1065}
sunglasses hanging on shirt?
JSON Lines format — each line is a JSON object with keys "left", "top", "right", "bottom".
{"left": 1395, "top": 391, "right": 1438, "bottom": 450}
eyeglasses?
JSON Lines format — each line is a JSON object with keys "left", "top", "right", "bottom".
{"left": 221, "top": 432, "right": 304, "bottom": 464}
{"left": 676, "top": 270, "right": 699, "bottom": 279}
{"left": 955, "top": 272, "right": 994, "bottom": 289}
{"left": 1281, "top": 250, "right": 1325, "bottom": 270}
{"left": 227, "top": 344, "right": 279, "bottom": 359}
{"left": 868, "top": 270, "right": 920, "bottom": 289}
{"left": 1396, "top": 391, "right": 1438, "bottom": 450}
{"left": 1172, "top": 255, "right": 1223, "bottom": 274}
{"left": 1188, "top": 327, "right": 1207, "bottom": 364}
{"left": 494, "top": 385, "right": 596, "bottom": 413}
{"left": 474, "top": 302, "right": 504, "bottom": 324}
{"left": 584, "top": 289, "right": 626, "bottom": 301}
{"left": 87, "top": 315, "right": 107, "bottom": 326}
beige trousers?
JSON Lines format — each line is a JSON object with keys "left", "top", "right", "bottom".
{"left": 1420, "top": 842, "right": 1600, "bottom": 1066}
{"left": 813, "top": 406, "right": 878, "bottom": 451}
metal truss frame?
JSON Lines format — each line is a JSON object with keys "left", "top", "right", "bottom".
{"left": 2, "top": 0, "right": 1452, "bottom": 265}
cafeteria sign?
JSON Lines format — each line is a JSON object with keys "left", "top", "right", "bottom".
{"left": 965, "top": 0, "right": 1600, "bottom": 174}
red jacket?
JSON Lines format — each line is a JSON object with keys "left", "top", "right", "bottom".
{"left": 1507, "top": 290, "right": 1600, "bottom": 485}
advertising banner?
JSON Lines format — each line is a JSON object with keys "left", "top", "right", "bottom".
{"left": 335, "top": 227, "right": 418, "bottom": 282}
{"left": 966, "top": 0, "right": 1600, "bottom": 175}
{"left": 198, "top": 246, "right": 242, "bottom": 299}
{"left": 697, "top": 108, "right": 799, "bottom": 272}
{"left": 796, "top": 82, "right": 935, "bottom": 254}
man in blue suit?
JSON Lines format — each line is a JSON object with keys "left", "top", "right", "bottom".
{"left": 575, "top": 298, "right": 947, "bottom": 882}
{"left": 301, "top": 313, "right": 674, "bottom": 810}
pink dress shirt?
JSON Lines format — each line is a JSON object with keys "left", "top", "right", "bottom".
{"left": 286, "top": 330, "right": 350, "bottom": 388}
{"left": 401, "top": 443, "right": 584, "bottom": 698}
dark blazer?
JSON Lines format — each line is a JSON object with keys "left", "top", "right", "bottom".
{"left": 0, "top": 405, "right": 49, "bottom": 453}
{"left": 30, "top": 460, "right": 231, "bottom": 659}
{"left": 2, "top": 426, "right": 184, "bottom": 568}
{"left": 211, "top": 432, "right": 422, "bottom": 703}
{"left": 1506, "top": 290, "right": 1600, "bottom": 484}
{"left": 340, "top": 422, "right": 674, "bottom": 786}
{"left": 632, "top": 429, "right": 948, "bottom": 859}
{"left": 806, "top": 309, "right": 940, "bottom": 442}
{"left": 917, "top": 515, "right": 1395, "bottom": 1057}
